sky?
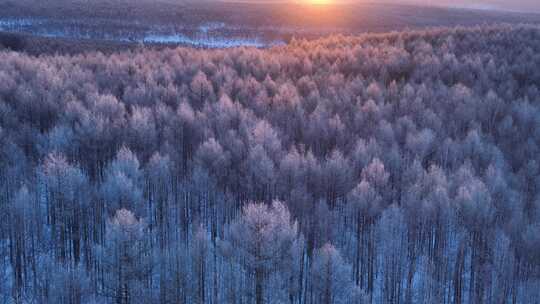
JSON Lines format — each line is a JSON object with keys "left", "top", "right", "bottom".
{"left": 279, "top": 0, "right": 540, "bottom": 13}
{"left": 380, "top": 0, "right": 540, "bottom": 13}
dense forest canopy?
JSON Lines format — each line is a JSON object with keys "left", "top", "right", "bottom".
{"left": 0, "top": 24, "right": 540, "bottom": 303}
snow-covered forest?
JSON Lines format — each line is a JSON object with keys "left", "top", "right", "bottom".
{"left": 0, "top": 24, "right": 540, "bottom": 303}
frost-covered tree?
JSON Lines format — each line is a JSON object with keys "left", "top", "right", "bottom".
{"left": 226, "top": 201, "right": 301, "bottom": 304}
{"left": 98, "top": 209, "right": 153, "bottom": 304}
{"left": 40, "top": 153, "right": 89, "bottom": 264}
{"left": 310, "top": 243, "right": 360, "bottom": 304}
{"left": 0, "top": 23, "right": 539, "bottom": 303}
{"left": 101, "top": 147, "right": 144, "bottom": 214}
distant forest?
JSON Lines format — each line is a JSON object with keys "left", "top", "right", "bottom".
{"left": 1, "top": 24, "right": 540, "bottom": 304}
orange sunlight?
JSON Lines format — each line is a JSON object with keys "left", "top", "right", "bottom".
{"left": 305, "top": 0, "right": 332, "bottom": 5}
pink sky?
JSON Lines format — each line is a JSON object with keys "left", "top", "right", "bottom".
{"left": 380, "top": 0, "right": 540, "bottom": 13}
{"left": 274, "top": 0, "right": 540, "bottom": 13}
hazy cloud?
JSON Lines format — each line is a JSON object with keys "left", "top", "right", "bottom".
{"left": 382, "top": 0, "right": 540, "bottom": 13}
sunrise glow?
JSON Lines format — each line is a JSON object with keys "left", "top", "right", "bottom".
{"left": 306, "top": 0, "right": 332, "bottom": 5}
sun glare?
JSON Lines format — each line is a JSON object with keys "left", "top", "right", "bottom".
{"left": 307, "top": 0, "right": 332, "bottom": 5}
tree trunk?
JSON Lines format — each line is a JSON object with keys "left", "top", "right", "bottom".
{"left": 255, "top": 268, "right": 264, "bottom": 304}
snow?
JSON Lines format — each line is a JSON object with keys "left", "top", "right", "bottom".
{"left": 141, "top": 34, "right": 283, "bottom": 48}
{"left": 0, "top": 17, "right": 285, "bottom": 48}
{"left": 199, "top": 22, "right": 226, "bottom": 34}
{"left": 0, "top": 18, "right": 37, "bottom": 27}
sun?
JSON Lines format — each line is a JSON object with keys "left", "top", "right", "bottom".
{"left": 306, "top": 0, "right": 332, "bottom": 5}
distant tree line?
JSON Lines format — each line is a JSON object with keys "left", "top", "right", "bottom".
{"left": 0, "top": 24, "right": 540, "bottom": 303}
